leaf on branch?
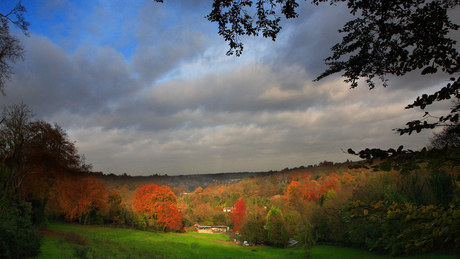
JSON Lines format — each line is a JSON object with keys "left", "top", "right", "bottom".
{"left": 421, "top": 66, "right": 438, "bottom": 75}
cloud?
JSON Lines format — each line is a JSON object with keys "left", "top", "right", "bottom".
{"left": 1, "top": 0, "right": 445, "bottom": 175}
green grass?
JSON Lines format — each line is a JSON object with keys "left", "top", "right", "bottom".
{"left": 36, "top": 222, "right": 455, "bottom": 259}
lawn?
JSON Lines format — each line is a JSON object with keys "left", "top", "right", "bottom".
{"left": 36, "top": 222, "right": 455, "bottom": 259}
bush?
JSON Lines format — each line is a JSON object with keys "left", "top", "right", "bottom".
{"left": 0, "top": 206, "right": 42, "bottom": 259}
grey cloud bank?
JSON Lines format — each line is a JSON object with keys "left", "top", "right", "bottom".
{"left": 1, "top": 0, "right": 446, "bottom": 175}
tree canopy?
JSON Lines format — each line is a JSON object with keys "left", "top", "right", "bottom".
{"left": 206, "top": 0, "right": 459, "bottom": 88}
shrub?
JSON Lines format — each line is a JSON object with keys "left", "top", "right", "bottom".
{"left": 0, "top": 206, "right": 42, "bottom": 259}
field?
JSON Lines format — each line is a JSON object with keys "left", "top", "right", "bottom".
{"left": 36, "top": 223, "right": 456, "bottom": 259}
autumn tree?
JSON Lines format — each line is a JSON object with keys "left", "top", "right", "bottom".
{"left": 229, "top": 199, "right": 246, "bottom": 233}
{"left": 0, "top": 103, "right": 91, "bottom": 258}
{"left": 53, "top": 174, "right": 108, "bottom": 225}
{"left": 20, "top": 120, "right": 91, "bottom": 225}
{"left": 133, "top": 184, "right": 182, "bottom": 231}
{"left": 284, "top": 180, "right": 303, "bottom": 210}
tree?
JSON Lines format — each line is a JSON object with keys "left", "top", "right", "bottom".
{"left": 266, "top": 206, "right": 289, "bottom": 248}
{"left": 0, "top": 103, "right": 35, "bottom": 201}
{"left": 106, "top": 190, "right": 124, "bottom": 224}
{"left": 229, "top": 199, "right": 246, "bottom": 233}
{"left": 0, "top": 1, "right": 30, "bottom": 96}
{"left": 53, "top": 174, "right": 108, "bottom": 225}
{"left": 15, "top": 119, "right": 92, "bottom": 225}
{"left": 296, "top": 219, "right": 315, "bottom": 258}
{"left": 133, "top": 184, "right": 182, "bottom": 231}
{"left": 428, "top": 101, "right": 460, "bottom": 149}
{"left": 284, "top": 180, "right": 303, "bottom": 210}
{"left": 240, "top": 212, "right": 267, "bottom": 244}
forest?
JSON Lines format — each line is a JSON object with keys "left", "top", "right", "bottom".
{"left": 1, "top": 102, "right": 459, "bottom": 258}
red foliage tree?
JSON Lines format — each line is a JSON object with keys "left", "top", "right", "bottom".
{"left": 230, "top": 199, "right": 246, "bottom": 233}
{"left": 133, "top": 184, "right": 182, "bottom": 231}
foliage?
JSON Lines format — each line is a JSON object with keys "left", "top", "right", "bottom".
{"left": 53, "top": 174, "right": 108, "bottom": 225}
{"left": 240, "top": 212, "right": 267, "bottom": 244}
{"left": 132, "top": 184, "right": 182, "bottom": 231}
{"left": 203, "top": 0, "right": 460, "bottom": 91}
{"left": 0, "top": 205, "right": 42, "bottom": 259}
{"left": 1, "top": 103, "right": 94, "bottom": 228}
{"left": 266, "top": 206, "right": 289, "bottom": 248}
{"left": 347, "top": 145, "right": 460, "bottom": 176}
{"left": 429, "top": 109, "right": 460, "bottom": 149}
{"left": 229, "top": 199, "right": 246, "bottom": 232}
{"left": 106, "top": 189, "right": 125, "bottom": 225}
{"left": 342, "top": 200, "right": 460, "bottom": 256}
{"left": 396, "top": 79, "right": 460, "bottom": 135}
{"left": 296, "top": 219, "right": 315, "bottom": 258}
{"left": 315, "top": 1, "right": 460, "bottom": 89}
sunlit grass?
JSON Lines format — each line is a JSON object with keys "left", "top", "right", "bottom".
{"left": 37, "top": 222, "right": 455, "bottom": 259}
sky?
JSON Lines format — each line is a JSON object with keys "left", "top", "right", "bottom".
{"left": 1, "top": 0, "right": 458, "bottom": 176}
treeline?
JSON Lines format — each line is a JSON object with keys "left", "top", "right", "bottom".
{"left": 178, "top": 160, "right": 459, "bottom": 257}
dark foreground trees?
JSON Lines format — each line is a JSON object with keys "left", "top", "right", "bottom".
{"left": 0, "top": 103, "right": 96, "bottom": 258}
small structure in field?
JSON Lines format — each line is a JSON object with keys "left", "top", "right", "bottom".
{"left": 195, "top": 225, "right": 229, "bottom": 233}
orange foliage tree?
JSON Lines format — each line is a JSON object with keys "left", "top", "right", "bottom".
{"left": 284, "top": 180, "right": 303, "bottom": 209}
{"left": 19, "top": 120, "right": 92, "bottom": 225}
{"left": 53, "top": 174, "right": 108, "bottom": 225}
{"left": 133, "top": 184, "right": 182, "bottom": 231}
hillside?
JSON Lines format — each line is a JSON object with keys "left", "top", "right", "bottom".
{"left": 92, "top": 159, "right": 360, "bottom": 192}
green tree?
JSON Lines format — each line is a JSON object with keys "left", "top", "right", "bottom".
{"left": 266, "top": 206, "right": 289, "bottom": 248}
{"left": 240, "top": 212, "right": 267, "bottom": 244}
{"left": 0, "top": 103, "right": 42, "bottom": 258}
{"left": 296, "top": 219, "right": 316, "bottom": 258}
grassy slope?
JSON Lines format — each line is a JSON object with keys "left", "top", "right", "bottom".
{"left": 37, "top": 223, "right": 455, "bottom": 259}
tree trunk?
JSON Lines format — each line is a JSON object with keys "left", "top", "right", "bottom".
{"left": 84, "top": 212, "right": 89, "bottom": 225}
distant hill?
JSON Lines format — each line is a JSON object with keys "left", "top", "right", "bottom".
{"left": 91, "top": 160, "right": 363, "bottom": 192}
